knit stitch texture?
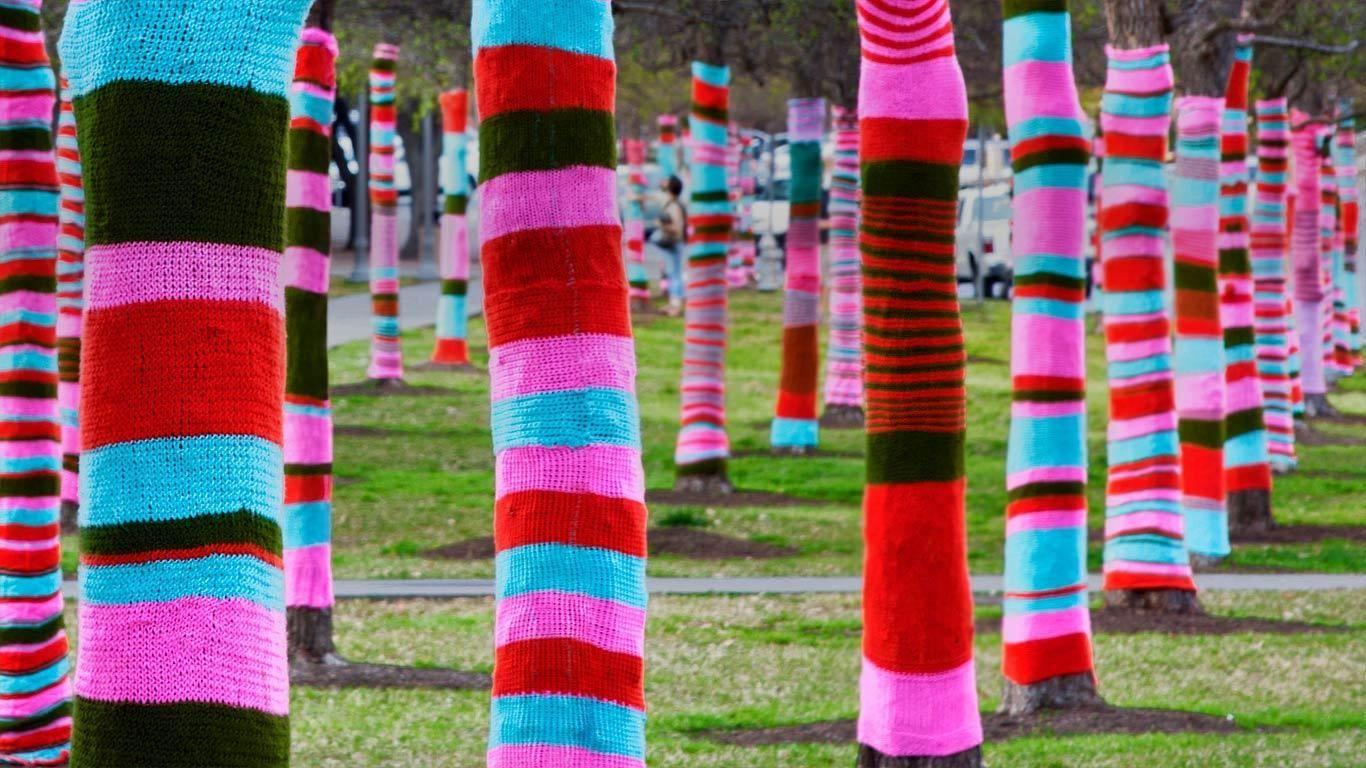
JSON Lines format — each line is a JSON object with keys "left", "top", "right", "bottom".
{"left": 822, "top": 106, "right": 863, "bottom": 412}
{"left": 1336, "top": 115, "right": 1359, "bottom": 367}
{"left": 55, "top": 76, "right": 82, "bottom": 523}
{"left": 368, "top": 43, "right": 403, "bottom": 380}
{"left": 432, "top": 88, "right": 472, "bottom": 365}
{"left": 1289, "top": 114, "right": 1326, "bottom": 397}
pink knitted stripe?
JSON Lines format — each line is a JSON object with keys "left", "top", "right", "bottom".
{"left": 488, "top": 746, "right": 643, "bottom": 768}
{"left": 285, "top": 170, "right": 331, "bottom": 211}
{"left": 1004, "top": 509, "right": 1086, "bottom": 536}
{"left": 0, "top": 149, "right": 59, "bottom": 164}
{"left": 1101, "top": 113, "right": 1169, "bottom": 136}
{"left": 1005, "top": 465, "right": 1085, "bottom": 488}
{"left": 282, "top": 246, "right": 330, "bottom": 295}
{"left": 0, "top": 220, "right": 57, "bottom": 251}
{"left": 1102, "top": 66, "right": 1173, "bottom": 94}
{"left": 0, "top": 497, "right": 58, "bottom": 514}
{"left": 1010, "top": 400, "right": 1085, "bottom": 419}
{"left": 283, "top": 410, "right": 332, "bottom": 464}
{"left": 1002, "top": 61, "right": 1084, "bottom": 123}
{"left": 1105, "top": 560, "right": 1192, "bottom": 577}
{"left": 0, "top": 594, "right": 61, "bottom": 625}
{"left": 1001, "top": 605, "right": 1091, "bottom": 644}
{"left": 1103, "top": 184, "right": 1169, "bottom": 208}
{"left": 674, "top": 430, "right": 729, "bottom": 455}
{"left": 1009, "top": 314, "right": 1085, "bottom": 378}
{"left": 84, "top": 241, "right": 282, "bottom": 311}
{"left": 857, "top": 657, "right": 982, "bottom": 758}
{"left": 857, "top": 57, "right": 966, "bottom": 120}
{"left": 1107, "top": 411, "right": 1179, "bottom": 442}
{"left": 1103, "top": 43, "right": 1170, "bottom": 61}
{"left": 479, "top": 167, "right": 618, "bottom": 244}
{"left": 1107, "top": 337, "right": 1171, "bottom": 363}
{"left": 1106, "top": 511, "right": 1185, "bottom": 537}
{"left": 284, "top": 545, "right": 334, "bottom": 608}
{"left": 75, "top": 598, "right": 289, "bottom": 716}
{"left": 0, "top": 397, "right": 56, "bottom": 419}
{"left": 0, "top": 290, "right": 57, "bottom": 315}
{"left": 495, "top": 591, "right": 646, "bottom": 656}
{"left": 489, "top": 334, "right": 637, "bottom": 401}
{"left": 438, "top": 215, "right": 469, "bottom": 279}
{"left": 0, "top": 678, "right": 68, "bottom": 720}
{"left": 495, "top": 446, "right": 644, "bottom": 502}
{"left": 0, "top": 93, "right": 57, "bottom": 122}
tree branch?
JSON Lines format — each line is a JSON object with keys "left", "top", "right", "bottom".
{"left": 1253, "top": 35, "right": 1360, "bottom": 55}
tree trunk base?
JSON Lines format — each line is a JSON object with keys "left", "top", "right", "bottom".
{"left": 288, "top": 606, "right": 341, "bottom": 665}
{"left": 673, "top": 473, "right": 733, "bottom": 496}
{"left": 819, "top": 404, "right": 865, "bottom": 430}
{"left": 857, "top": 744, "right": 983, "bottom": 768}
{"left": 368, "top": 377, "right": 408, "bottom": 390}
{"left": 771, "top": 445, "right": 816, "bottom": 457}
{"left": 1189, "top": 553, "right": 1224, "bottom": 569}
{"left": 1304, "top": 393, "right": 1338, "bottom": 419}
{"left": 998, "top": 671, "right": 1103, "bottom": 715}
{"left": 1103, "top": 588, "right": 1203, "bottom": 614}
{"left": 60, "top": 500, "right": 78, "bottom": 536}
{"left": 1227, "top": 489, "right": 1274, "bottom": 537}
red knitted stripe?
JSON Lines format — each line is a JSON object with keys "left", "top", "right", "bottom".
{"left": 691, "top": 80, "right": 728, "bottom": 113}
{"left": 1178, "top": 445, "right": 1223, "bottom": 497}
{"left": 0, "top": 323, "right": 55, "bottom": 347}
{"left": 294, "top": 45, "right": 337, "bottom": 88}
{"left": 0, "top": 523, "right": 57, "bottom": 542}
{"left": 1099, "top": 203, "right": 1167, "bottom": 234}
{"left": 1010, "top": 134, "right": 1089, "bottom": 162}
{"left": 0, "top": 159, "right": 58, "bottom": 188}
{"left": 1002, "top": 633, "right": 1094, "bottom": 685}
{"left": 1104, "top": 316, "right": 1169, "bottom": 344}
{"left": 0, "top": 542, "right": 59, "bottom": 573}
{"left": 493, "top": 638, "right": 644, "bottom": 709}
{"left": 860, "top": 118, "right": 967, "bottom": 164}
{"left": 82, "top": 300, "right": 283, "bottom": 449}
{"left": 495, "top": 490, "right": 647, "bottom": 558}
{"left": 1104, "top": 571, "right": 1196, "bottom": 592}
{"left": 1102, "top": 132, "right": 1165, "bottom": 160}
{"left": 285, "top": 474, "right": 331, "bottom": 504}
{"left": 0, "top": 422, "right": 57, "bottom": 441}
{"left": 1226, "top": 463, "right": 1271, "bottom": 493}
{"left": 1007, "top": 494, "right": 1086, "bottom": 517}
{"left": 0, "top": 720, "right": 69, "bottom": 752}
{"left": 0, "top": 641, "right": 67, "bottom": 675}
{"left": 1107, "top": 467, "right": 1180, "bottom": 495}
{"left": 474, "top": 45, "right": 615, "bottom": 119}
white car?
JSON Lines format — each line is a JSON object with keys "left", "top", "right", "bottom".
{"left": 956, "top": 183, "right": 1013, "bottom": 297}
{"left": 961, "top": 137, "right": 1013, "bottom": 188}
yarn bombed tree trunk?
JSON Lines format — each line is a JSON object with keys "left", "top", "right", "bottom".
{"left": 474, "top": 2, "right": 648, "bottom": 766}
{"left": 625, "top": 138, "right": 650, "bottom": 311}
{"left": 1250, "top": 98, "right": 1297, "bottom": 473}
{"left": 821, "top": 106, "right": 864, "bottom": 429}
{"left": 1330, "top": 116, "right": 1355, "bottom": 376}
{"left": 1097, "top": 44, "right": 1198, "bottom": 610}
{"left": 367, "top": 44, "right": 403, "bottom": 383}
{"left": 673, "top": 61, "right": 733, "bottom": 494}
{"left": 657, "top": 114, "right": 678, "bottom": 181}
{"left": 1317, "top": 134, "right": 1337, "bottom": 394}
{"left": 0, "top": 4, "right": 71, "bottom": 762}
{"left": 725, "top": 126, "right": 747, "bottom": 288}
{"left": 59, "top": 0, "right": 309, "bottom": 762}
{"left": 1290, "top": 117, "right": 1329, "bottom": 416}
{"left": 1337, "top": 115, "right": 1360, "bottom": 368}
{"left": 1172, "top": 96, "right": 1229, "bottom": 562}
{"left": 770, "top": 97, "right": 824, "bottom": 454}
{"left": 1216, "top": 38, "right": 1273, "bottom": 535}
{"left": 998, "top": 0, "right": 1100, "bottom": 713}
{"left": 855, "top": 0, "right": 983, "bottom": 765}
{"left": 431, "top": 89, "right": 473, "bottom": 367}
{"left": 284, "top": 25, "right": 340, "bottom": 664}
{"left": 56, "top": 75, "right": 83, "bottom": 536}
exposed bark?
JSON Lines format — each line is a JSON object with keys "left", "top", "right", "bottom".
{"left": 999, "top": 672, "right": 1104, "bottom": 716}
{"left": 819, "top": 404, "right": 865, "bottom": 429}
{"left": 1104, "top": 588, "right": 1204, "bottom": 614}
{"left": 288, "top": 607, "right": 342, "bottom": 665}
{"left": 857, "top": 746, "right": 984, "bottom": 768}
{"left": 1102, "top": 0, "right": 1167, "bottom": 49}
{"left": 673, "top": 473, "right": 734, "bottom": 495}
{"left": 306, "top": 0, "right": 335, "bottom": 30}
{"left": 1227, "top": 489, "right": 1274, "bottom": 535}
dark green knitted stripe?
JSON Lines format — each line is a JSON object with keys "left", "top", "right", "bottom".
{"left": 862, "top": 325, "right": 963, "bottom": 341}
{"left": 862, "top": 265, "right": 956, "bottom": 283}
{"left": 479, "top": 109, "right": 614, "bottom": 180}
{"left": 692, "top": 105, "right": 728, "bottom": 124}
{"left": 0, "top": 380, "right": 56, "bottom": 398}
{"left": 284, "top": 462, "right": 332, "bottom": 476}
{"left": 444, "top": 194, "right": 468, "bottom": 215}
{"left": 286, "top": 287, "right": 329, "bottom": 401}
{"left": 1014, "top": 388, "right": 1084, "bottom": 403}
{"left": 1007, "top": 481, "right": 1084, "bottom": 501}
{"left": 0, "top": 274, "right": 55, "bottom": 294}
{"left": 1224, "top": 407, "right": 1266, "bottom": 438}
{"left": 373, "top": 292, "right": 399, "bottom": 303}
{"left": 867, "top": 431, "right": 964, "bottom": 484}
{"left": 1013, "top": 272, "right": 1086, "bottom": 291}
{"left": 691, "top": 190, "right": 728, "bottom": 203}
{"left": 863, "top": 288, "right": 958, "bottom": 301}
{"left": 76, "top": 81, "right": 287, "bottom": 250}
{"left": 862, "top": 160, "right": 960, "bottom": 200}
{"left": 687, "top": 253, "right": 727, "bottom": 266}
{"left": 441, "top": 279, "right": 467, "bottom": 296}
{"left": 63, "top": 454, "right": 77, "bottom": 473}
{"left": 0, "top": 700, "right": 70, "bottom": 733}
{"left": 1223, "top": 326, "right": 1254, "bottom": 347}
{"left": 287, "top": 127, "right": 331, "bottom": 173}
{"left": 1012, "top": 147, "right": 1089, "bottom": 174}
{"left": 1178, "top": 418, "right": 1225, "bottom": 449}
{"left": 789, "top": 142, "right": 822, "bottom": 205}
{"left": 287, "top": 206, "right": 331, "bottom": 254}
{"left": 860, "top": 244, "right": 954, "bottom": 268}
{"left": 81, "top": 509, "right": 281, "bottom": 557}
{"left": 1218, "top": 248, "right": 1251, "bottom": 274}
{"left": 0, "top": 5, "right": 41, "bottom": 31}
{"left": 676, "top": 457, "right": 727, "bottom": 478}
{"left": 72, "top": 699, "right": 289, "bottom": 767}
{"left": 371, "top": 58, "right": 396, "bottom": 73}
{"left": 0, "top": 127, "right": 53, "bottom": 152}
{"left": 860, "top": 225, "right": 956, "bottom": 245}
{"left": 865, "top": 306, "right": 960, "bottom": 321}
{"left": 0, "top": 614, "right": 61, "bottom": 646}
{"left": 1003, "top": 0, "right": 1068, "bottom": 18}
{"left": 1172, "top": 261, "right": 1217, "bottom": 292}
{"left": 863, "top": 342, "right": 965, "bottom": 358}
{"left": 692, "top": 223, "right": 731, "bottom": 236}
{"left": 0, "top": 474, "right": 57, "bottom": 498}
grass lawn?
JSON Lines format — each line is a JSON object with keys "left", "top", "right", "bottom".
{"left": 286, "top": 590, "right": 1365, "bottom": 767}
{"left": 280, "top": 288, "right": 1364, "bottom": 579}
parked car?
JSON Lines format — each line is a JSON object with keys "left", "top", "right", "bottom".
{"left": 960, "top": 137, "right": 1012, "bottom": 188}
{"left": 955, "top": 183, "right": 1013, "bottom": 297}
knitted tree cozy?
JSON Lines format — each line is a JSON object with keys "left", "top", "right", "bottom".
{"left": 998, "top": 0, "right": 1099, "bottom": 712}
{"left": 367, "top": 43, "right": 403, "bottom": 382}
{"left": 1172, "top": 96, "right": 1229, "bottom": 561}
{"left": 1290, "top": 117, "right": 1328, "bottom": 411}
{"left": 1287, "top": 187, "right": 1305, "bottom": 419}
{"left": 1216, "top": 38, "right": 1273, "bottom": 533}
{"left": 1097, "top": 44, "right": 1197, "bottom": 604}
{"left": 855, "top": 0, "right": 983, "bottom": 764}
{"left": 673, "top": 61, "right": 733, "bottom": 493}
{"left": 1316, "top": 128, "right": 1337, "bottom": 391}
{"left": 474, "top": 1, "right": 648, "bottom": 765}
{"left": 821, "top": 105, "right": 864, "bottom": 428}
{"left": 59, "top": 0, "right": 308, "bottom": 762}
{"left": 1337, "top": 115, "right": 1360, "bottom": 367}
{"left": 624, "top": 138, "right": 650, "bottom": 310}
{"left": 1250, "top": 98, "right": 1297, "bottom": 471}
{"left": 431, "top": 89, "right": 473, "bottom": 366}
{"left": 284, "top": 26, "right": 339, "bottom": 662}
{"left": 0, "top": 4, "right": 71, "bottom": 762}
{"left": 656, "top": 113, "right": 678, "bottom": 181}
{"left": 56, "top": 76, "right": 83, "bottom": 534}
{"left": 770, "top": 97, "right": 824, "bottom": 453}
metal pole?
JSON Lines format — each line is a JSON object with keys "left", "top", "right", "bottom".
{"left": 417, "top": 110, "right": 438, "bottom": 279}
{"left": 975, "top": 123, "right": 987, "bottom": 308}
{"left": 348, "top": 90, "right": 371, "bottom": 283}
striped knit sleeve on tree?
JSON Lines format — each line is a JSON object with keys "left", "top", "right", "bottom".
{"left": 1331, "top": 116, "right": 1356, "bottom": 374}
{"left": 56, "top": 75, "right": 83, "bottom": 529}
{"left": 656, "top": 113, "right": 677, "bottom": 180}
{"left": 1289, "top": 115, "right": 1326, "bottom": 403}
{"left": 624, "top": 138, "right": 650, "bottom": 309}
{"left": 473, "top": 1, "right": 648, "bottom": 765}
{"left": 284, "top": 26, "right": 339, "bottom": 653}
{"left": 1249, "top": 98, "right": 1297, "bottom": 471}
{"left": 1216, "top": 37, "right": 1272, "bottom": 527}
{"left": 59, "top": 0, "right": 308, "bottom": 762}
{"left": 1318, "top": 132, "right": 1337, "bottom": 385}
{"left": 0, "top": 3, "right": 71, "bottom": 763}
{"left": 432, "top": 88, "right": 472, "bottom": 366}
{"left": 725, "top": 125, "right": 747, "bottom": 288}
{"left": 822, "top": 106, "right": 864, "bottom": 423}
{"left": 998, "top": 0, "right": 1098, "bottom": 705}
{"left": 1286, "top": 189, "right": 1305, "bottom": 419}
{"left": 673, "top": 61, "right": 733, "bottom": 489}
{"left": 854, "top": 0, "right": 983, "bottom": 764}
{"left": 1337, "top": 115, "right": 1360, "bottom": 367}
{"left": 770, "top": 96, "right": 825, "bottom": 452}
{"left": 1098, "top": 45, "right": 1195, "bottom": 594}
{"left": 1172, "top": 95, "right": 1229, "bottom": 561}
{"left": 367, "top": 43, "right": 403, "bottom": 381}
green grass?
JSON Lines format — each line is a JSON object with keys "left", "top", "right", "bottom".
{"left": 328, "top": 275, "right": 424, "bottom": 299}
{"left": 308, "top": 289, "right": 1365, "bottom": 579}
{"left": 285, "top": 590, "right": 1366, "bottom": 767}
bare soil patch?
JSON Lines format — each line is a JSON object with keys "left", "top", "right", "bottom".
{"left": 407, "top": 361, "right": 483, "bottom": 374}
{"left": 331, "top": 380, "right": 456, "bottom": 397}
{"left": 1230, "top": 524, "right": 1366, "bottom": 544}
{"left": 291, "top": 661, "right": 490, "bottom": 690}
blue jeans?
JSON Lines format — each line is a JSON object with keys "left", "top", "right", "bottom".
{"left": 647, "top": 233, "right": 685, "bottom": 302}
